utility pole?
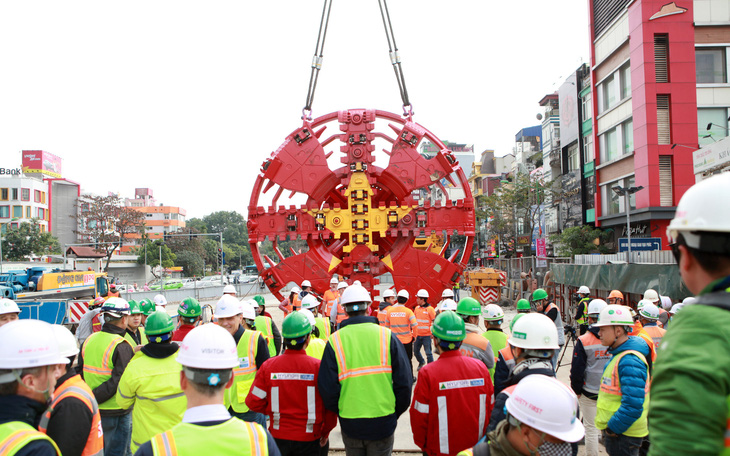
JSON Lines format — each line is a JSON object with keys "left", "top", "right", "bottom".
{"left": 612, "top": 185, "right": 644, "bottom": 264}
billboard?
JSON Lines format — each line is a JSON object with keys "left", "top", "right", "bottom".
{"left": 22, "top": 150, "right": 62, "bottom": 178}
{"left": 559, "top": 72, "right": 579, "bottom": 146}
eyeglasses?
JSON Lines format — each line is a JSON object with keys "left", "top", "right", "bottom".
{"left": 670, "top": 243, "right": 681, "bottom": 264}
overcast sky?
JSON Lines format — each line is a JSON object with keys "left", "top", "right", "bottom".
{"left": 0, "top": 1, "right": 589, "bottom": 219}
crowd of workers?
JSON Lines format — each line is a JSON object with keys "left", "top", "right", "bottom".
{"left": 0, "top": 172, "right": 729, "bottom": 456}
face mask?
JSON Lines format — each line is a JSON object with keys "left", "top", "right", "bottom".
{"left": 537, "top": 441, "right": 572, "bottom": 456}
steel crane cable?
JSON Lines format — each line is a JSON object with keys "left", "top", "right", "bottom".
{"left": 377, "top": 0, "right": 413, "bottom": 118}
{"left": 302, "top": 0, "right": 333, "bottom": 121}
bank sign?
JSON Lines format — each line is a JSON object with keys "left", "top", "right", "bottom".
{"left": 21, "top": 150, "right": 62, "bottom": 178}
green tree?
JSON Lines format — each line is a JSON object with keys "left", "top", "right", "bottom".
{"left": 2, "top": 220, "right": 61, "bottom": 261}
{"left": 174, "top": 251, "right": 205, "bottom": 277}
{"left": 136, "top": 240, "right": 176, "bottom": 278}
{"left": 549, "top": 225, "right": 611, "bottom": 257}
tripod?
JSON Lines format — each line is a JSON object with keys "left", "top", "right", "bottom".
{"left": 556, "top": 324, "right": 578, "bottom": 373}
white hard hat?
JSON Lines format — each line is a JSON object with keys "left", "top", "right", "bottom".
{"left": 508, "top": 313, "right": 560, "bottom": 350}
{"left": 353, "top": 280, "right": 362, "bottom": 286}
{"left": 397, "top": 289, "right": 410, "bottom": 300}
{"left": 215, "top": 295, "right": 242, "bottom": 319}
{"left": 153, "top": 294, "right": 167, "bottom": 306}
{"left": 0, "top": 320, "right": 69, "bottom": 372}
{"left": 482, "top": 304, "right": 504, "bottom": 321}
{"left": 248, "top": 298, "right": 259, "bottom": 309}
{"left": 639, "top": 302, "right": 660, "bottom": 320}
{"left": 301, "top": 280, "right": 311, "bottom": 288}
{"left": 659, "top": 296, "right": 673, "bottom": 311}
{"left": 240, "top": 301, "right": 256, "bottom": 320}
{"left": 636, "top": 299, "right": 652, "bottom": 312}
{"left": 177, "top": 323, "right": 238, "bottom": 369}
{"left": 667, "top": 173, "right": 730, "bottom": 248}
{"left": 51, "top": 324, "right": 79, "bottom": 358}
{"left": 299, "top": 309, "right": 316, "bottom": 328}
{"left": 337, "top": 282, "right": 348, "bottom": 290}
{"left": 101, "top": 297, "right": 131, "bottom": 318}
{"left": 330, "top": 277, "right": 338, "bottom": 285}
{"left": 416, "top": 289, "right": 429, "bottom": 299}
{"left": 593, "top": 305, "right": 635, "bottom": 327}
{"left": 587, "top": 299, "right": 608, "bottom": 317}
{"left": 441, "top": 289, "right": 454, "bottom": 298}
{"left": 440, "top": 299, "right": 458, "bottom": 312}
{"left": 578, "top": 286, "right": 590, "bottom": 295}
{"left": 643, "top": 289, "right": 659, "bottom": 302}
{"left": 382, "top": 289, "right": 396, "bottom": 299}
{"left": 340, "top": 284, "right": 371, "bottom": 310}
{"left": 669, "top": 303, "right": 685, "bottom": 314}
{"left": 300, "top": 294, "right": 319, "bottom": 310}
{"left": 0, "top": 298, "right": 20, "bottom": 315}
{"left": 223, "top": 285, "right": 236, "bottom": 294}
{"left": 506, "top": 375, "right": 584, "bottom": 443}
{"left": 682, "top": 296, "right": 697, "bottom": 305}
{"left": 291, "top": 286, "right": 302, "bottom": 294}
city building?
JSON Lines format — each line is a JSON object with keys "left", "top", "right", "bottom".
{"left": 586, "top": 0, "right": 730, "bottom": 252}
{"left": 512, "top": 126, "right": 542, "bottom": 174}
{"left": 419, "top": 141, "right": 476, "bottom": 203}
{"left": 125, "top": 188, "right": 187, "bottom": 242}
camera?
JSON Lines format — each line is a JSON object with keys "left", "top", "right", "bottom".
{"left": 564, "top": 324, "right": 577, "bottom": 339}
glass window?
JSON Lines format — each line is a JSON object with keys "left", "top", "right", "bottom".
{"left": 696, "top": 48, "right": 727, "bottom": 83}
{"left": 0, "top": 206, "right": 8, "bottom": 218}
{"left": 25, "top": 206, "right": 30, "bottom": 218}
{"left": 11, "top": 189, "right": 18, "bottom": 200}
{"left": 12, "top": 206, "right": 22, "bottom": 218}
{"left": 34, "top": 190, "right": 41, "bottom": 203}
{"left": 568, "top": 144, "right": 580, "bottom": 171}
{"left": 698, "top": 108, "right": 729, "bottom": 147}
{"left": 622, "top": 120, "right": 634, "bottom": 154}
{"left": 603, "top": 185, "right": 620, "bottom": 215}
{"left": 0, "top": 189, "right": 7, "bottom": 201}
{"left": 583, "top": 135, "right": 594, "bottom": 163}
{"left": 620, "top": 64, "right": 631, "bottom": 99}
{"left": 582, "top": 93, "right": 592, "bottom": 121}
{"left": 600, "top": 75, "right": 616, "bottom": 113}
{"left": 21, "top": 189, "right": 29, "bottom": 201}
{"left": 603, "top": 128, "right": 618, "bottom": 162}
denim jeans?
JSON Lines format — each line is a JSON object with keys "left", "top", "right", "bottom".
{"left": 101, "top": 413, "right": 132, "bottom": 456}
{"left": 602, "top": 430, "right": 644, "bottom": 456}
{"left": 413, "top": 335, "right": 433, "bottom": 364}
{"left": 341, "top": 431, "right": 394, "bottom": 456}
{"left": 231, "top": 409, "right": 268, "bottom": 428}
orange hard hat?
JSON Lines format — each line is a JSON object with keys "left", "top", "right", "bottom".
{"left": 608, "top": 290, "right": 624, "bottom": 300}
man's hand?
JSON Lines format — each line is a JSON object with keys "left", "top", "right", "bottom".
{"left": 319, "top": 436, "right": 329, "bottom": 447}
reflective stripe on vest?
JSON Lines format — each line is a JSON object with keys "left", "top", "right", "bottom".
{"left": 0, "top": 422, "right": 60, "bottom": 456}
{"left": 269, "top": 385, "right": 316, "bottom": 433}
{"left": 254, "top": 316, "right": 276, "bottom": 357}
{"left": 385, "top": 306, "right": 415, "bottom": 343}
{"left": 577, "top": 332, "right": 611, "bottom": 395}
{"left": 499, "top": 347, "right": 515, "bottom": 371}
{"left": 596, "top": 350, "right": 650, "bottom": 437}
{"left": 335, "top": 299, "right": 347, "bottom": 324}
{"left": 435, "top": 391, "right": 487, "bottom": 453}
{"left": 329, "top": 324, "right": 395, "bottom": 418}
{"left": 643, "top": 326, "right": 665, "bottom": 348}
{"left": 577, "top": 298, "right": 590, "bottom": 325}
{"left": 82, "top": 331, "right": 129, "bottom": 409}
{"left": 314, "top": 316, "right": 331, "bottom": 340}
{"left": 227, "top": 330, "right": 262, "bottom": 413}
{"left": 39, "top": 376, "right": 103, "bottom": 456}
{"left": 151, "top": 419, "right": 268, "bottom": 456}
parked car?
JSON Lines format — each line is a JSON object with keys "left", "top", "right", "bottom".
{"left": 148, "top": 278, "right": 184, "bottom": 290}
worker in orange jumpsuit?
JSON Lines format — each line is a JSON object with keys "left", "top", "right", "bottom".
{"left": 413, "top": 289, "right": 436, "bottom": 371}
{"left": 382, "top": 289, "right": 418, "bottom": 379}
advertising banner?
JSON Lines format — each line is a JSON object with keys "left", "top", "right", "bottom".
{"left": 21, "top": 150, "right": 62, "bottom": 178}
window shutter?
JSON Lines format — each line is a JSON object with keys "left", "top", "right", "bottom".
{"left": 654, "top": 35, "right": 669, "bottom": 83}
{"left": 659, "top": 155, "right": 673, "bottom": 206}
{"left": 657, "top": 95, "right": 671, "bottom": 144}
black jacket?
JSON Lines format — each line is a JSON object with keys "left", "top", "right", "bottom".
{"left": 0, "top": 395, "right": 58, "bottom": 456}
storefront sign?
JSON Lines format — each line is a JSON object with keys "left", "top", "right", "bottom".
{"left": 693, "top": 136, "right": 730, "bottom": 175}
{"left": 21, "top": 150, "right": 62, "bottom": 178}
{"left": 618, "top": 237, "right": 661, "bottom": 252}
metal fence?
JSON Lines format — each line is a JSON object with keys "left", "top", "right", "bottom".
{"left": 574, "top": 250, "right": 676, "bottom": 265}
{"left": 121, "top": 281, "right": 267, "bottom": 303}
{"left": 483, "top": 256, "right": 572, "bottom": 304}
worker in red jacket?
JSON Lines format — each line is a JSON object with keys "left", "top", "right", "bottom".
{"left": 410, "top": 311, "right": 494, "bottom": 456}
{"left": 246, "top": 312, "right": 337, "bottom": 456}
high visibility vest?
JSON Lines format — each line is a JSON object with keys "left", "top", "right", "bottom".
{"left": 323, "top": 290, "right": 339, "bottom": 317}
{"left": 305, "top": 338, "right": 327, "bottom": 360}
{"left": 414, "top": 305, "right": 435, "bottom": 337}
{"left": 226, "top": 330, "right": 263, "bottom": 413}
{"left": 0, "top": 421, "right": 61, "bottom": 456}
{"left": 499, "top": 346, "right": 515, "bottom": 372}
{"left": 377, "top": 306, "right": 390, "bottom": 326}
{"left": 124, "top": 327, "right": 148, "bottom": 347}
{"left": 91, "top": 313, "right": 102, "bottom": 333}
{"left": 335, "top": 299, "right": 347, "bottom": 325}
{"left": 329, "top": 323, "right": 395, "bottom": 419}
{"left": 254, "top": 316, "right": 276, "bottom": 357}
{"left": 484, "top": 330, "right": 508, "bottom": 380}
{"left": 292, "top": 295, "right": 302, "bottom": 312}
{"left": 544, "top": 303, "right": 565, "bottom": 345}
{"left": 314, "top": 316, "right": 330, "bottom": 341}
{"left": 39, "top": 375, "right": 103, "bottom": 456}
{"left": 595, "top": 350, "right": 650, "bottom": 437}
{"left": 81, "top": 331, "right": 131, "bottom": 410}
{"left": 150, "top": 418, "right": 268, "bottom": 456}
{"left": 577, "top": 298, "right": 590, "bottom": 325}
{"left": 577, "top": 332, "right": 611, "bottom": 395}
{"left": 116, "top": 351, "right": 186, "bottom": 452}
{"left": 634, "top": 330, "right": 657, "bottom": 362}
{"left": 384, "top": 305, "right": 416, "bottom": 344}
{"left": 642, "top": 325, "right": 666, "bottom": 349}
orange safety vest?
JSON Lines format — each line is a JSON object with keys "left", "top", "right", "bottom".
{"left": 39, "top": 375, "right": 104, "bottom": 456}
{"left": 377, "top": 306, "right": 390, "bottom": 326}
{"left": 413, "top": 305, "right": 435, "bottom": 337}
{"left": 335, "top": 299, "right": 348, "bottom": 325}
{"left": 642, "top": 325, "right": 666, "bottom": 349}
{"left": 384, "top": 305, "right": 416, "bottom": 344}
{"left": 292, "top": 295, "right": 302, "bottom": 312}
{"left": 323, "top": 290, "right": 339, "bottom": 316}
{"left": 499, "top": 346, "right": 515, "bottom": 371}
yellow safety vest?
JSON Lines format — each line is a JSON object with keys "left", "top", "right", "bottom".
{"left": 254, "top": 316, "right": 276, "bottom": 357}
{"left": 0, "top": 421, "right": 60, "bottom": 456}
{"left": 305, "top": 338, "right": 327, "bottom": 360}
{"left": 124, "top": 327, "right": 148, "bottom": 347}
{"left": 577, "top": 298, "right": 590, "bottom": 325}
{"left": 329, "top": 323, "right": 395, "bottom": 419}
{"left": 150, "top": 418, "right": 268, "bottom": 456}
{"left": 225, "top": 330, "right": 263, "bottom": 413}
{"left": 314, "top": 316, "right": 331, "bottom": 341}
{"left": 82, "top": 331, "right": 131, "bottom": 410}
{"left": 595, "top": 350, "right": 650, "bottom": 437}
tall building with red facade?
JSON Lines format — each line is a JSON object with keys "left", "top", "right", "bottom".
{"left": 588, "top": 0, "right": 729, "bottom": 250}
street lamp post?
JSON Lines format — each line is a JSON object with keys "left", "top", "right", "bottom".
{"left": 612, "top": 185, "right": 645, "bottom": 263}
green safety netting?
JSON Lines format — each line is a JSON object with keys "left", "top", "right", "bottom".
{"left": 550, "top": 263, "right": 690, "bottom": 301}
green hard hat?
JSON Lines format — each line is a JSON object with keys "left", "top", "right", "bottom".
{"left": 510, "top": 313, "right": 525, "bottom": 332}
{"left": 456, "top": 297, "right": 481, "bottom": 316}
{"left": 253, "top": 295, "right": 265, "bottom": 307}
{"left": 145, "top": 310, "right": 175, "bottom": 336}
{"left": 532, "top": 288, "right": 548, "bottom": 301}
{"left": 281, "top": 312, "right": 311, "bottom": 339}
{"left": 140, "top": 298, "right": 156, "bottom": 316}
{"left": 178, "top": 297, "right": 201, "bottom": 318}
{"left": 516, "top": 299, "right": 531, "bottom": 311}
{"left": 431, "top": 311, "right": 466, "bottom": 341}
{"left": 128, "top": 300, "right": 143, "bottom": 315}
